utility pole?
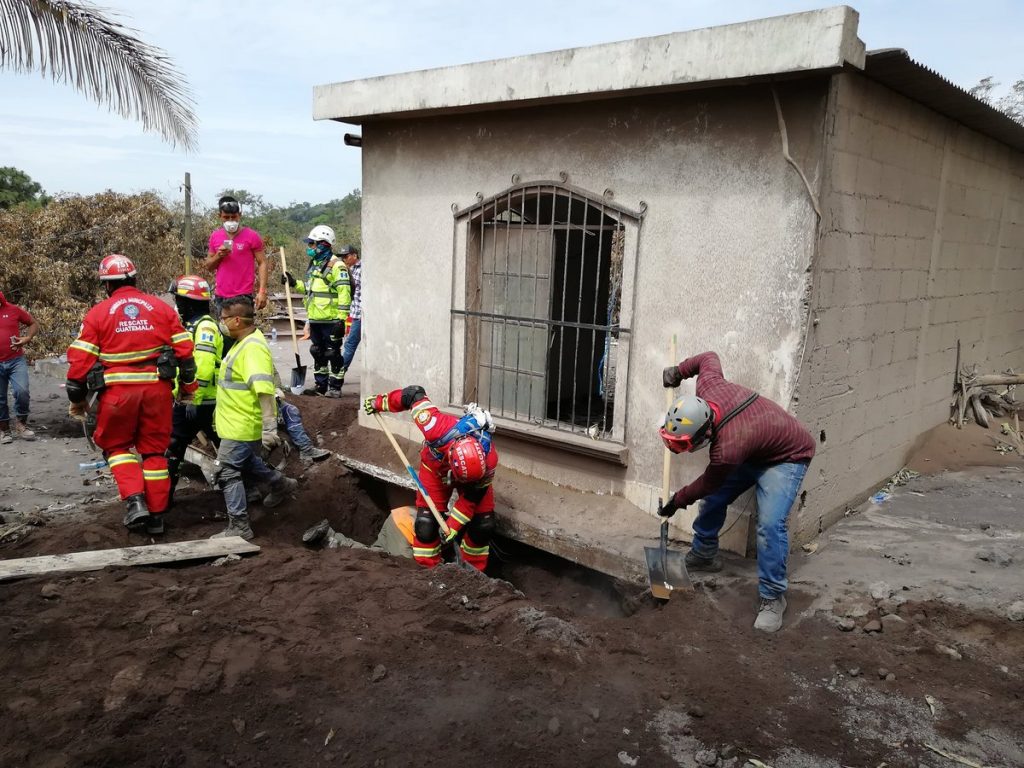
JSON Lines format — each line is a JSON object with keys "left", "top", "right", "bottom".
{"left": 183, "top": 171, "right": 192, "bottom": 273}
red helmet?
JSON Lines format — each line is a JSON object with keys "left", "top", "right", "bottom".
{"left": 98, "top": 254, "right": 137, "bottom": 281}
{"left": 173, "top": 274, "right": 211, "bottom": 300}
{"left": 448, "top": 436, "right": 487, "bottom": 484}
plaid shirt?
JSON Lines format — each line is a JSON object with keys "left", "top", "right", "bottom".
{"left": 348, "top": 261, "right": 362, "bottom": 320}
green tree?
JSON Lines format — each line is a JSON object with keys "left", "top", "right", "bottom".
{"left": 0, "top": 167, "right": 47, "bottom": 209}
{"left": 0, "top": 0, "right": 198, "bottom": 149}
{"left": 969, "top": 76, "right": 1024, "bottom": 125}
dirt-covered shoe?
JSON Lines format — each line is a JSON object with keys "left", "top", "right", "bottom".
{"left": 0, "top": 431, "right": 12, "bottom": 445}
{"left": 13, "top": 421, "right": 35, "bottom": 441}
{"left": 211, "top": 516, "right": 254, "bottom": 541}
{"left": 262, "top": 476, "right": 298, "bottom": 509}
{"left": 753, "top": 595, "right": 787, "bottom": 633}
{"left": 123, "top": 494, "right": 151, "bottom": 530}
{"left": 325, "top": 389, "right": 342, "bottom": 399}
{"left": 300, "top": 446, "right": 331, "bottom": 466}
{"left": 302, "top": 518, "right": 332, "bottom": 546}
{"left": 145, "top": 514, "right": 165, "bottom": 535}
{"left": 685, "top": 550, "right": 723, "bottom": 573}
{"left": 245, "top": 486, "right": 263, "bottom": 505}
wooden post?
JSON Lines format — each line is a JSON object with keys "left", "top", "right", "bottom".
{"left": 183, "top": 171, "right": 192, "bottom": 273}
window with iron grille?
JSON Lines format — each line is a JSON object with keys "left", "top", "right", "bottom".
{"left": 451, "top": 181, "right": 641, "bottom": 443}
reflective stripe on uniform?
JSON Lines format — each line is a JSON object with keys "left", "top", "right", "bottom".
{"left": 195, "top": 344, "right": 218, "bottom": 354}
{"left": 171, "top": 331, "right": 190, "bottom": 344}
{"left": 107, "top": 453, "right": 139, "bottom": 468}
{"left": 450, "top": 508, "right": 471, "bottom": 526}
{"left": 104, "top": 371, "right": 160, "bottom": 383}
{"left": 143, "top": 468, "right": 169, "bottom": 480}
{"left": 69, "top": 339, "right": 100, "bottom": 355}
{"left": 98, "top": 345, "right": 163, "bottom": 363}
{"left": 310, "top": 291, "right": 334, "bottom": 299}
{"left": 460, "top": 541, "right": 489, "bottom": 557}
{"left": 413, "top": 544, "right": 441, "bottom": 558}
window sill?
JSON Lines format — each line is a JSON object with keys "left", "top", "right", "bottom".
{"left": 486, "top": 414, "right": 629, "bottom": 466}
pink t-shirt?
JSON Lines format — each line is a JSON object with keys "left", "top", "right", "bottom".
{"left": 208, "top": 226, "right": 264, "bottom": 298}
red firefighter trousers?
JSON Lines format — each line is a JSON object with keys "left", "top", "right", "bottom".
{"left": 93, "top": 383, "right": 173, "bottom": 514}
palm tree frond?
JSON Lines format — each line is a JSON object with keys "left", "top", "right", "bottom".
{"left": 0, "top": 0, "right": 198, "bottom": 151}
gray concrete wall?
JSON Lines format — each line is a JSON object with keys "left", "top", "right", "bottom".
{"left": 357, "top": 81, "right": 826, "bottom": 523}
{"left": 794, "top": 72, "right": 1024, "bottom": 541}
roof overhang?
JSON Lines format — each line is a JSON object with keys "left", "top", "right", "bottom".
{"left": 313, "top": 6, "right": 865, "bottom": 125}
{"left": 863, "top": 48, "right": 1024, "bottom": 153}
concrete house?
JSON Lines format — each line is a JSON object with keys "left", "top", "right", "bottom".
{"left": 313, "top": 6, "right": 1024, "bottom": 579}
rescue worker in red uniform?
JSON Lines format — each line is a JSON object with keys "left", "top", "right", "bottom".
{"left": 364, "top": 386, "right": 497, "bottom": 571}
{"left": 66, "top": 255, "right": 197, "bottom": 534}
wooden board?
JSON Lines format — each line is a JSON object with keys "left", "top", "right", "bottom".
{"left": 0, "top": 537, "right": 260, "bottom": 582}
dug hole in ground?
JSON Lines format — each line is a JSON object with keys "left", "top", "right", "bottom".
{"left": 0, "top": 367, "right": 1022, "bottom": 768}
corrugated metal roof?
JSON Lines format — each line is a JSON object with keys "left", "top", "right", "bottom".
{"left": 864, "top": 49, "right": 1024, "bottom": 152}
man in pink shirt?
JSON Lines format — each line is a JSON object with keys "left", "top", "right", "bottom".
{"left": 0, "top": 290, "right": 39, "bottom": 443}
{"left": 204, "top": 196, "right": 268, "bottom": 317}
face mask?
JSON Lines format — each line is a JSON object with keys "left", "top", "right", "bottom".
{"left": 306, "top": 247, "right": 317, "bottom": 259}
{"left": 223, "top": 221, "right": 240, "bottom": 234}
{"left": 218, "top": 320, "right": 231, "bottom": 336}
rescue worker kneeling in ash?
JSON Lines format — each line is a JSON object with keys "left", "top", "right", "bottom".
{"left": 363, "top": 387, "right": 497, "bottom": 571}
{"left": 660, "top": 351, "right": 815, "bottom": 633}
{"left": 212, "top": 297, "right": 297, "bottom": 540}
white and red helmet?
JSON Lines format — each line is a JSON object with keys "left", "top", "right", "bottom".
{"left": 448, "top": 435, "right": 487, "bottom": 484}
{"left": 173, "top": 274, "right": 212, "bottom": 300}
{"left": 98, "top": 254, "right": 137, "bottom": 281}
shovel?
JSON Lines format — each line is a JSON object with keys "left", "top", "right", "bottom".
{"left": 645, "top": 334, "right": 691, "bottom": 599}
{"left": 279, "top": 246, "right": 306, "bottom": 394}
{"left": 372, "top": 411, "right": 465, "bottom": 566}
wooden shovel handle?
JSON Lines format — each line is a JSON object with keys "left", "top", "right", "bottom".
{"left": 661, "top": 335, "right": 677, "bottom": 506}
{"left": 279, "top": 247, "right": 301, "bottom": 358}
{"left": 373, "top": 412, "right": 452, "bottom": 536}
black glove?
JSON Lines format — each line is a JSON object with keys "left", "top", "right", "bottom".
{"left": 662, "top": 365, "right": 683, "bottom": 388}
{"left": 184, "top": 402, "right": 198, "bottom": 421}
{"left": 281, "top": 271, "right": 296, "bottom": 288}
{"left": 658, "top": 496, "right": 680, "bottom": 518}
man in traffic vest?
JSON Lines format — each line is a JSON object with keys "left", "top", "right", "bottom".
{"left": 212, "top": 297, "right": 297, "bottom": 540}
{"left": 281, "top": 225, "right": 351, "bottom": 398}
{"left": 364, "top": 386, "right": 497, "bottom": 571}
{"left": 66, "top": 254, "right": 197, "bottom": 534}
{"left": 166, "top": 275, "right": 223, "bottom": 504}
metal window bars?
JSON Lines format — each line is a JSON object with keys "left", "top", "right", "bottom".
{"left": 451, "top": 181, "right": 639, "bottom": 441}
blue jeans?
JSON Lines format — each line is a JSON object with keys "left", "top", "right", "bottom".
{"left": 0, "top": 355, "right": 30, "bottom": 425}
{"left": 278, "top": 401, "right": 313, "bottom": 452}
{"left": 215, "top": 438, "right": 283, "bottom": 518}
{"left": 341, "top": 317, "right": 361, "bottom": 371}
{"left": 691, "top": 461, "right": 809, "bottom": 600}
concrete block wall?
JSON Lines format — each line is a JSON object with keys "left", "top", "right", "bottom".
{"left": 793, "top": 72, "right": 1024, "bottom": 541}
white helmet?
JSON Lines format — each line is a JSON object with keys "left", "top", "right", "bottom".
{"left": 305, "top": 225, "right": 336, "bottom": 246}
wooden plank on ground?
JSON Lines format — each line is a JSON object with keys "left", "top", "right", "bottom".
{"left": 0, "top": 537, "right": 260, "bottom": 582}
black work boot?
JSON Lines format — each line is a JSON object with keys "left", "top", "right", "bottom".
{"left": 123, "top": 494, "right": 151, "bottom": 530}
{"left": 145, "top": 514, "right": 165, "bottom": 535}
{"left": 685, "top": 550, "right": 723, "bottom": 573}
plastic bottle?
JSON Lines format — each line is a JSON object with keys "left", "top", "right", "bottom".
{"left": 78, "top": 459, "right": 107, "bottom": 473}
{"left": 271, "top": 326, "right": 278, "bottom": 342}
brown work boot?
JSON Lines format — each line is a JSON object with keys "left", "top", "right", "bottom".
{"left": 211, "top": 516, "right": 254, "bottom": 541}
{"left": 13, "top": 420, "right": 35, "bottom": 441}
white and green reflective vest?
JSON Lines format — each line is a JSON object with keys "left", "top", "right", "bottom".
{"left": 295, "top": 257, "right": 351, "bottom": 323}
{"left": 183, "top": 315, "right": 222, "bottom": 405}
{"left": 215, "top": 329, "right": 277, "bottom": 441}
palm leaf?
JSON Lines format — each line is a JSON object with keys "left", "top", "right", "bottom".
{"left": 0, "top": 0, "right": 198, "bottom": 150}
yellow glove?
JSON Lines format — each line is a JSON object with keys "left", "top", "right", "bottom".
{"left": 68, "top": 402, "right": 87, "bottom": 422}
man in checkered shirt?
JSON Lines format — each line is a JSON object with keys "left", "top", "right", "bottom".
{"left": 337, "top": 245, "right": 362, "bottom": 389}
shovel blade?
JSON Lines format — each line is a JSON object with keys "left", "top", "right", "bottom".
{"left": 290, "top": 366, "right": 307, "bottom": 390}
{"left": 644, "top": 545, "right": 692, "bottom": 599}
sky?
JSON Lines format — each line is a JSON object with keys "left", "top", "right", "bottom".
{"left": 2, "top": 0, "right": 1022, "bottom": 209}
